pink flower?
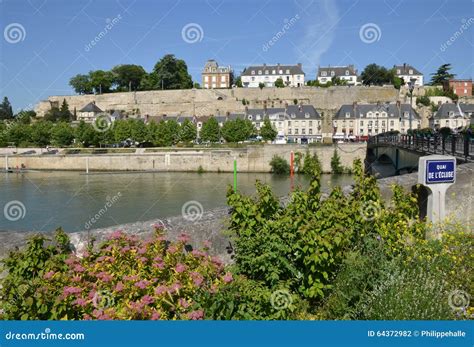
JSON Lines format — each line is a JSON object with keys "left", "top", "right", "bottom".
{"left": 175, "top": 263, "right": 186, "bottom": 273}
{"left": 63, "top": 286, "right": 82, "bottom": 296}
{"left": 179, "top": 298, "right": 190, "bottom": 308}
{"left": 203, "top": 240, "right": 211, "bottom": 249}
{"left": 178, "top": 233, "right": 191, "bottom": 243}
{"left": 73, "top": 264, "right": 85, "bottom": 273}
{"left": 191, "top": 249, "right": 206, "bottom": 258}
{"left": 65, "top": 257, "right": 77, "bottom": 265}
{"left": 142, "top": 295, "right": 154, "bottom": 305}
{"left": 115, "top": 282, "right": 124, "bottom": 292}
{"left": 121, "top": 246, "right": 131, "bottom": 253}
{"left": 71, "top": 275, "right": 81, "bottom": 283}
{"left": 135, "top": 280, "right": 150, "bottom": 289}
{"left": 167, "top": 245, "right": 178, "bottom": 254}
{"left": 88, "top": 290, "right": 96, "bottom": 300}
{"left": 153, "top": 256, "right": 163, "bottom": 262}
{"left": 73, "top": 298, "right": 88, "bottom": 307}
{"left": 190, "top": 272, "right": 204, "bottom": 287}
{"left": 139, "top": 257, "right": 148, "bottom": 263}
{"left": 43, "top": 271, "right": 55, "bottom": 279}
{"left": 168, "top": 282, "right": 182, "bottom": 293}
{"left": 96, "top": 272, "right": 113, "bottom": 283}
{"left": 154, "top": 286, "right": 167, "bottom": 296}
{"left": 109, "top": 230, "right": 123, "bottom": 240}
{"left": 152, "top": 262, "right": 164, "bottom": 269}
{"left": 124, "top": 275, "right": 138, "bottom": 282}
{"left": 223, "top": 272, "right": 233, "bottom": 283}
{"left": 137, "top": 247, "right": 147, "bottom": 255}
{"left": 151, "top": 311, "right": 161, "bottom": 320}
{"left": 188, "top": 310, "right": 204, "bottom": 320}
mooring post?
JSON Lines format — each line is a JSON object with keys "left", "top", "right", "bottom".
{"left": 233, "top": 156, "right": 237, "bottom": 192}
{"left": 5, "top": 155, "right": 8, "bottom": 171}
{"left": 86, "top": 157, "right": 89, "bottom": 174}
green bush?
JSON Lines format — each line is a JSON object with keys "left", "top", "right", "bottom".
{"left": 330, "top": 149, "right": 344, "bottom": 174}
{"left": 416, "top": 95, "right": 431, "bottom": 107}
{"left": 269, "top": 155, "right": 290, "bottom": 174}
{"left": 300, "top": 150, "right": 321, "bottom": 175}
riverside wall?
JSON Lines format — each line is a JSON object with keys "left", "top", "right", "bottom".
{"left": 0, "top": 144, "right": 366, "bottom": 173}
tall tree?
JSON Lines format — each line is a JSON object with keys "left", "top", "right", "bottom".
{"left": 221, "top": 119, "right": 255, "bottom": 143}
{"left": 69, "top": 74, "right": 93, "bottom": 94}
{"left": 112, "top": 64, "right": 147, "bottom": 91}
{"left": 361, "top": 64, "right": 391, "bottom": 86}
{"left": 430, "top": 64, "right": 455, "bottom": 85}
{"left": 179, "top": 119, "right": 197, "bottom": 142}
{"left": 151, "top": 54, "right": 193, "bottom": 90}
{"left": 260, "top": 118, "right": 277, "bottom": 141}
{"left": 274, "top": 78, "right": 285, "bottom": 88}
{"left": 59, "top": 98, "right": 72, "bottom": 122}
{"left": 200, "top": 117, "right": 220, "bottom": 142}
{"left": 89, "top": 70, "right": 115, "bottom": 93}
{"left": 51, "top": 122, "right": 75, "bottom": 146}
{"left": 156, "top": 119, "right": 180, "bottom": 146}
{"left": 0, "top": 97, "right": 14, "bottom": 120}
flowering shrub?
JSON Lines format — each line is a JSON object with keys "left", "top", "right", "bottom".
{"left": 0, "top": 229, "right": 235, "bottom": 320}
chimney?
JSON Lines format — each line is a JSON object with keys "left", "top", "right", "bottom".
{"left": 226, "top": 111, "right": 230, "bottom": 116}
{"left": 403, "top": 63, "right": 406, "bottom": 70}
{"left": 245, "top": 106, "right": 248, "bottom": 114}
{"left": 396, "top": 100, "right": 401, "bottom": 108}
{"left": 353, "top": 101, "right": 357, "bottom": 113}
{"left": 297, "top": 63, "right": 302, "bottom": 69}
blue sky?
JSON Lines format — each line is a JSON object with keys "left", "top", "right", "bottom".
{"left": 0, "top": 0, "right": 473, "bottom": 111}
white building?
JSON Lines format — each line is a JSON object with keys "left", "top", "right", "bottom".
{"left": 77, "top": 102, "right": 103, "bottom": 123}
{"left": 333, "top": 102, "right": 421, "bottom": 139}
{"left": 430, "top": 103, "right": 474, "bottom": 131}
{"left": 240, "top": 63, "right": 305, "bottom": 88}
{"left": 394, "top": 63, "right": 424, "bottom": 86}
{"left": 316, "top": 65, "right": 359, "bottom": 85}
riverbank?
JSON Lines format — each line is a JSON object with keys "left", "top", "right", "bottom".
{"left": 0, "top": 144, "right": 366, "bottom": 173}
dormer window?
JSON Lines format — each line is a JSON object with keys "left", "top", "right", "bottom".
{"left": 291, "top": 113, "right": 296, "bottom": 119}
{"left": 321, "top": 71, "right": 327, "bottom": 77}
{"left": 409, "top": 69, "right": 413, "bottom": 74}
{"left": 272, "top": 70, "right": 276, "bottom": 74}
{"left": 345, "top": 70, "right": 349, "bottom": 75}
{"left": 397, "top": 69, "right": 401, "bottom": 74}
{"left": 305, "top": 113, "right": 310, "bottom": 118}
{"left": 256, "top": 115, "right": 261, "bottom": 120}
{"left": 330, "top": 71, "right": 335, "bottom": 77}
{"left": 286, "top": 69, "right": 290, "bottom": 74}
{"left": 251, "top": 71, "right": 255, "bottom": 75}
{"left": 265, "top": 70, "right": 269, "bottom": 74}
{"left": 258, "top": 70, "right": 262, "bottom": 75}
{"left": 345, "top": 112, "right": 350, "bottom": 118}
{"left": 279, "top": 70, "right": 283, "bottom": 74}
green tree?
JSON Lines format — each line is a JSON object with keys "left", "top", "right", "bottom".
{"left": 179, "top": 119, "right": 197, "bottom": 143}
{"left": 130, "top": 119, "right": 147, "bottom": 143}
{"left": 269, "top": 155, "right": 290, "bottom": 174}
{"left": 113, "top": 120, "right": 132, "bottom": 142}
{"left": 274, "top": 78, "right": 285, "bottom": 88}
{"left": 234, "top": 76, "right": 243, "bottom": 88}
{"left": 30, "top": 121, "right": 52, "bottom": 146}
{"left": 51, "top": 122, "right": 74, "bottom": 146}
{"left": 200, "top": 117, "right": 220, "bottom": 142}
{"left": 69, "top": 74, "right": 93, "bottom": 94}
{"left": 7, "top": 122, "right": 33, "bottom": 146}
{"left": 260, "top": 118, "right": 277, "bottom": 141}
{"left": 89, "top": 70, "right": 115, "bottom": 93}
{"left": 258, "top": 82, "right": 265, "bottom": 90}
{"left": 332, "top": 76, "right": 347, "bottom": 86}
{"left": 111, "top": 64, "right": 147, "bottom": 91}
{"left": 361, "top": 64, "right": 391, "bottom": 86}
{"left": 146, "top": 121, "right": 159, "bottom": 144}
{"left": 221, "top": 119, "right": 254, "bottom": 143}
{"left": 301, "top": 150, "right": 321, "bottom": 175}
{"left": 193, "top": 82, "right": 201, "bottom": 89}
{"left": 0, "top": 97, "right": 14, "bottom": 120}
{"left": 75, "top": 121, "right": 98, "bottom": 147}
{"left": 59, "top": 99, "right": 72, "bottom": 122}
{"left": 156, "top": 119, "right": 180, "bottom": 146}
{"left": 44, "top": 107, "right": 62, "bottom": 122}
{"left": 430, "top": 64, "right": 455, "bottom": 85}
{"left": 150, "top": 54, "right": 193, "bottom": 90}
{"left": 331, "top": 148, "right": 344, "bottom": 174}
{"left": 15, "top": 110, "right": 35, "bottom": 124}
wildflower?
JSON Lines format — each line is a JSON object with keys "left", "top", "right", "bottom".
{"left": 124, "top": 275, "right": 138, "bottom": 282}
{"left": 190, "top": 272, "right": 204, "bottom": 287}
{"left": 169, "top": 282, "right": 182, "bottom": 293}
{"left": 115, "top": 282, "right": 124, "bottom": 292}
{"left": 65, "top": 257, "right": 77, "bottom": 265}
{"left": 168, "top": 245, "right": 178, "bottom": 254}
{"left": 121, "top": 246, "right": 131, "bottom": 253}
{"left": 135, "top": 280, "right": 150, "bottom": 289}
{"left": 71, "top": 275, "right": 81, "bottom": 283}
{"left": 73, "top": 264, "right": 85, "bottom": 273}
{"left": 142, "top": 295, "right": 154, "bottom": 305}
{"left": 179, "top": 298, "right": 190, "bottom": 308}
{"left": 178, "top": 233, "right": 191, "bottom": 243}
{"left": 191, "top": 249, "right": 206, "bottom": 258}
{"left": 137, "top": 247, "right": 147, "bottom": 255}
{"left": 153, "top": 256, "right": 163, "bottom": 263}
{"left": 152, "top": 262, "right": 164, "bottom": 269}
{"left": 139, "top": 256, "right": 148, "bottom": 263}
{"left": 96, "top": 272, "right": 113, "bottom": 283}
{"left": 151, "top": 311, "right": 161, "bottom": 320}
{"left": 63, "top": 286, "right": 82, "bottom": 296}
{"left": 188, "top": 310, "right": 204, "bottom": 320}
{"left": 203, "top": 240, "right": 211, "bottom": 249}
{"left": 73, "top": 298, "right": 88, "bottom": 307}
{"left": 223, "top": 272, "right": 233, "bottom": 283}
{"left": 109, "top": 230, "right": 123, "bottom": 240}
{"left": 43, "top": 271, "right": 55, "bottom": 279}
{"left": 154, "top": 286, "right": 168, "bottom": 296}
{"left": 175, "top": 263, "right": 186, "bottom": 273}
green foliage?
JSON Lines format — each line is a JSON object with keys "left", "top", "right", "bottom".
{"left": 111, "top": 64, "right": 147, "bottom": 91}
{"left": 151, "top": 54, "right": 193, "bottom": 90}
{"left": 221, "top": 119, "right": 254, "bottom": 143}
{"left": 274, "top": 78, "right": 285, "bottom": 88}
{"left": 197, "top": 165, "right": 205, "bottom": 174}
{"left": 330, "top": 149, "right": 343, "bottom": 174}
{"left": 269, "top": 155, "right": 290, "bottom": 174}
{"left": 235, "top": 76, "right": 243, "bottom": 88}
{"left": 51, "top": 122, "right": 74, "bottom": 146}
{"left": 293, "top": 99, "right": 298, "bottom": 105}
{"left": 300, "top": 150, "right": 321, "bottom": 175}
{"left": 179, "top": 119, "right": 197, "bottom": 143}
{"left": 200, "top": 117, "right": 220, "bottom": 142}
{"left": 156, "top": 119, "right": 180, "bottom": 146}
{"left": 69, "top": 74, "right": 93, "bottom": 94}
{"left": 361, "top": 64, "right": 393, "bottom": 86}
{"left": 258, "top": 82, "right": 265, "bottom": 90}
{"left": 416, "top": 95, "right": 431, "bottom": 106}
{"left": 89, "top": 70, "right": 115, "bottom": 93}
{"left": 430, "top": 63, "right": 455, "bottom": 85}
{"left": 75, "top": 121, "right": 99, "bottom": 147}
{"left": 260, "top": 119, "right": 277, "bottom": 141}
{"left": 7, "top": 121, "right": 33, "bottom": 146}
{"left": 0, "top": 97, "right": 14, "bottom": 120}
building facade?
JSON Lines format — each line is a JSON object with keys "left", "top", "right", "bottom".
{"left": 77, "top": 102, "right": 103, "bottom": 122}
{"left": 201, "top": 60, "right": 233, "bottom": 89}
{"left": 446, "top": 79, "right": 472, "bottom": 97}
{"left": 333, "top": 102, "right": 421, "bottom": 139}
{"left": 430, "top": 103, "right": 474, "bottom": 131}
{"left": 394, "top": 63, "right": 424, "bottom": 86}
{"left": 316, "top": 65, "right": 359, "bottom": 85}
{"left": 240, "top": 63, "right": 305, "bottom": 88}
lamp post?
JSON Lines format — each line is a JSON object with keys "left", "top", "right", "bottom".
{"left": 408, "top": 78, "right": 417, "bottom": 132}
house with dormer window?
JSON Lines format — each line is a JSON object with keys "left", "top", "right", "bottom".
{"left": 316, "top": 65, "right": 359, "bottom": 85}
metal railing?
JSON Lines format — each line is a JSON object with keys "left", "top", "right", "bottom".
{"left": 369, "top": 133, "right": 474, "bottom": 161}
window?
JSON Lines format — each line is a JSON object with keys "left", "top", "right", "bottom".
{"left": 360, "top": 120, "right": 364, "bottom": 126}
{"left": 309, "top": 129, "right": 313, "bottom": 135}
{"left": 286, "top": 69, "right": 290, "bottom": 74}
{"left": 295, "top": 129, "right": 299, "bottom": 135}
{"left": 258, "top": 70, "right": 262, "bottom": 75}
{"left": 221, "top": 76, "right": 226, "bottom": 82}
{"left": 321, "top": 71, "right": 327, "bottom": 76}
{"left": 360, "top": 129, "right": 364, "bottom": 134}
{"left": 345, "top": 112, "right": 350, "bottom": 118}
{"left": 301, "top": 121, "right": 306, "bottom": 126}
{"left": 368, "top": 121, "right": 373, "bottom": 126}
{"left": 251, "top": 71, "right": 255, "bottom": 75}
{"left": 288, "top": 121, "right": 291, "bottom": 126}
{"left": 302, "top": 129, "right": 306, "bottom": 135}
{"left": 265, "top": 76, "right": 269, "bottom": 80}
{"left": 212, "top": 83, "right": 216, "bottom": 88}
{"left": 409, "top": 69, "right": 413, "bottom": 74}
{"left": 272, "top": 70, "right": 276, "bottom": 74}
{"left": 305, "top": 113, "right": 310, "bottom": 118}
{"left": 278, "top": 121, "right": 282, "bottom": 127}
{"left": 248, "top": 115, "right": 252, "bottom": 120}
{"left": 349, "top": 121, "right": 353, "bottom": 127}
{"left": 382, "top": 121, "right": 385, "bottom": 126}
{"left": 279, "top": 70, "right": 283, "bottom": 74}
{"left": 330, "top": 71, "right": 335, "bottom": 77}
{"left": 345, "top": 70, "right": 349, "bottom": 75}
{"left": 295, "top": 120, "right": 299, "bottom": 126}
{"left": 204, "top": 83, "right": 209, "bottom": 88}
{"left": 204, "top": 76, "right": 209, "bottom": 82}
{"left": 212, "top": 76, "right": 216, "bottom": 82}
{"left": 288, "top": 129, "right": 292, "bottom": 135}
{"left": 397, "top": 69, "right": 401, "bottom": 74}
{"left": 390, "top": 120, "right": 394, "bottom": 126}
{"left": 220, "top": 83, "right": 226, "bottom": 88}
{"left": 256, "top": 115, "right": 261, "bottom": 120}
{"left": 265, "top": 70, "right": 269, "bottom": 74}
{"left": 291, "top": 114, "right": 296, "bottom": 119}
{"left": 309, "top": 121, "right": 312, "bottom": 126}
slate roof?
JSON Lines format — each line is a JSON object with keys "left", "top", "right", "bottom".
{"left": 241, "top": 64, "right": 304, "bottom": 76}
{"left": 393, "top": 64, "right": 422, "bottom": 76}
{"left": 433, "top": 103, "right": 474, "bottom": 119}
{"left": 334, "top": 103, "right": 420, "bottom": 120}
{"left": 79, "top": 102, "right": 103, "bottom": 113}
{"left": 317, "top": 65, "right": 357, "bottom": 77}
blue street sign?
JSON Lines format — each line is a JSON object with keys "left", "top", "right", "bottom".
{"left": 425, "top": 160, "right": 456, "bottom": 184}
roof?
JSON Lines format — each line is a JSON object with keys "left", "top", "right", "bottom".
{"left": 433, "top": 103, "right": 474, "bottom": 119}
{"left": 334, "top": 103, "right": 420, "bottom": 120}
{"left": 393, "top": 64, "right": 422, "bottom": 76}
{"left": 110, "top": 110, "right": 124, "bottom": 119}
{"left": 241, "top": 64, "right": 304, "bottom": 76}
{"left": 79, "top": 102, "right": 103, "bottom": 113}
{"left": 317, "top": 65, "right": 357, "bottom": 77}
{"left": 285, "top": 105, "right": 321, "bottom": 119}
{"left": 202, "top": 59, "right": 232, "bottom": 73}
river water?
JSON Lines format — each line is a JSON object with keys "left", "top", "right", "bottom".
{"left": 0, "top": 171, "right": 353, "bottom": 233}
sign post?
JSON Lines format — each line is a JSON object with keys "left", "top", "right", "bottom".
{"left": 418, "top": 155, "right": 456, "bottom": 238}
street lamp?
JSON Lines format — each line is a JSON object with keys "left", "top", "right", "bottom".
{"left": 408, "top": 78, "right": 417, "bottom": 132}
